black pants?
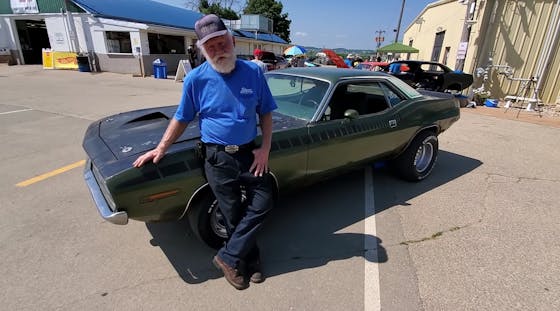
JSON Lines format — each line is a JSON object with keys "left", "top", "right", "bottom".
{"left": 204, "top": 147, "right": 274, "bottom": 268}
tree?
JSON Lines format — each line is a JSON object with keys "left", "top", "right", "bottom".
{"left": 243, "top": 0, "right": 291, "bottom": 43}
{"left": 184, "top": 0, "right": 240, "bottom": 20}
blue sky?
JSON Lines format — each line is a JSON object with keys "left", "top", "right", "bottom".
{"left": 156, "top": 0, "right": 436, "bottom": 50}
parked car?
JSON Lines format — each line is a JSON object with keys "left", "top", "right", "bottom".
{"left": 354, "top": 61, "right": 389, "bottom": 71}
{"left": 384, "top": 60, "right": 473, "bottom": 92}
{"left": 83, "top": 67, "right": 460, "bottom": 248}
{"left": 238, "top": 51, "right": 286, "bottom": 71}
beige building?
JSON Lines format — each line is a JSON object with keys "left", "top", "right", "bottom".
{"left": 404, "top": 0, "right": 560, "bottom": 106}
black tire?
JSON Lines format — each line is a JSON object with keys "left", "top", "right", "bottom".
{"left": 187, "top": 190, "right": 227, "bottom": 249}
{"left": 393, "top": 131, "right": 438, "bottom": 182}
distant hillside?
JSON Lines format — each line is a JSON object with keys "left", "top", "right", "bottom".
{"left": 303, "top": 46, "right": 375, "bottom": 56}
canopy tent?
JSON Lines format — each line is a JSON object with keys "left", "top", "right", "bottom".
{"left": 377, "top": 42, "right": 419, "bottom": 53}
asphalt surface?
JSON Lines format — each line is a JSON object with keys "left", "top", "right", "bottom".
{"left": 1, "top": 65, "right": 558, "bottom": 310}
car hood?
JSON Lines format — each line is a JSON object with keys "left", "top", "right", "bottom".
{"left": 94, "top": 106, "right": 306, "bottom": 160}
{"left": 95, "top": 106, "right": 196, "bottom": 160}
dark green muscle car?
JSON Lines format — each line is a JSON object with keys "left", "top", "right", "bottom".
{"left": 83, "top": 67, "right": 460, "bottom": 248}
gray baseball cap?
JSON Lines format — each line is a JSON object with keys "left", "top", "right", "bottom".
{"left": 195, "top": 14, "right": 229, "bottom": 44}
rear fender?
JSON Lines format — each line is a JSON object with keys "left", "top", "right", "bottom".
{"left": 394, "top": 126, "right": 439, "bottom": 158}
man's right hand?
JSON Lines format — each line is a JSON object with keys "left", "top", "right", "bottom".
{"left": 133, "top": 148, "right": 165, "bottom": 168}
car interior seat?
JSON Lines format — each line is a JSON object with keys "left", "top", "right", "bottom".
{"left": 328, "top": 85, "right": 349, "bottom": 120}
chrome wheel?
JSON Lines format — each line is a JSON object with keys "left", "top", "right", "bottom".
{"left": 209, "top": 200, "right": 228, "bottom": 239}
{"left": 414, "top": 139, "right": 434, "bottom": 173}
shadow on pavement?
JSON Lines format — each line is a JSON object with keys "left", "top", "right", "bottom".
{"left": 373, "top": 150, "right": 483, "bottom": 213}
{"left": 146, "top": 150, "right": 482, "bottom": 284}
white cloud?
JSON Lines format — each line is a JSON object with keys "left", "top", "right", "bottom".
{"left": 335, "top": 34, "right": 348, "bottom": 39}
{"left": 294, "top": 32, "right": 308, "bottom": 37}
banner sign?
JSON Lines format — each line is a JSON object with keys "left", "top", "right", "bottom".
{"left": 53, "top": 52, "right": 78, "bottom": 69}
{"left": 10, "top": 0, "right": 39, "bottom": 14}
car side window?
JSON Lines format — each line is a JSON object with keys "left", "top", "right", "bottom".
{"left": 324, "top": 82, "right": 390, "bottom": 121}
{"left": 421, "top": 63, "right": 444, "bottom": 73}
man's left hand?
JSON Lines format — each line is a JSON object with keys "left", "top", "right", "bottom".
{"left": 250, "top": 148, "right": 270, "bottom": 177}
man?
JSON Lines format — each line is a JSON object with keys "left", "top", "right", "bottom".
{"left": 133, "top": 14, "right": 277, "bottom": 290}
{"left": 251, "top": 48, "right": 268, "bottom": 72}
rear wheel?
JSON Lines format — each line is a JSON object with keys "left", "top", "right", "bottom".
{"left": 392, "top": 131, "right": 438, "bottom": 181}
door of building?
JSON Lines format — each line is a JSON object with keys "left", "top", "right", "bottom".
{"left": 430, "top": 31, "right": 445, "bottom": 64}
{"left": 16, "top": 20, "right": 50, "bottom": 64}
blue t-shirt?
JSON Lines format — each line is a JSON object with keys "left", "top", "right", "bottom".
{"left": 174, "top": 60, "right": 277, "bottom": 145}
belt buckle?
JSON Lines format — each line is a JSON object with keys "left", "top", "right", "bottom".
{"left": 224, "top": 145, "right": 239, "bottom": 154}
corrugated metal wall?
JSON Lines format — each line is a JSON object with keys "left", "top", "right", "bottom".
{"left": 37, "top": 0, "right": 83, "bottom": 13}
{"left": 0, "top": 0, "right": 12, "bottom": 14}
{"left": 474, "top": 0, "right": 560, "bottom": 105}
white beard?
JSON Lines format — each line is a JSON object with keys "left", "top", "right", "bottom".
{"left": 202, "top": 49, "right": 236, "bottom": 74}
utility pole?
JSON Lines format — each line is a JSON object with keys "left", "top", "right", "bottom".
{"left": 375, "top": 30, "right": 386, "bottom": 51}
{"left": 394, "top": 0, "right": 406, "bottom": 43}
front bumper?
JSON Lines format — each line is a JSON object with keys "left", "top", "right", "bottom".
{"left": 84, "top": 161, "right": 128, "bottom": 225}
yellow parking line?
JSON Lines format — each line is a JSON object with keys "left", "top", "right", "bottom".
{"left": 16, "top": 160, "right": 86, "bottom": 187}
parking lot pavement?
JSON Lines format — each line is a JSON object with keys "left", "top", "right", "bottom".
{"left": 1, "top": 65, "right": 559, "bottom": 310}
{"left": 462, "top": 105, "right": 560, "bottom": 128}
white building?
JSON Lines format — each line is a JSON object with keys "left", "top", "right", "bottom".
{"left": 0, "top": 0, "right": 288, "bottom": 75}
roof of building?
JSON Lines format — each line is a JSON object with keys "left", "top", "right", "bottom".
{"left": 71, "top": 0, "right": 287, "bottom": 44}
{"left": 72, "top": 0, "right": 203, "bottom": 29}
{"left": 235, "top": 30, "right": 286, "bottom": 44}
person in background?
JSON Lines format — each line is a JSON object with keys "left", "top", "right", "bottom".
{"left": 296, "top": 55, "right": 305, "bottom": 67}
{"left": 132, "top": 14, "right": 277, "bottom": 290}
{"left": 344, "top": 54, "right": 353, "bottom": 68}
{"left": 251, "top": 48, "right": 268, "bottom": 72}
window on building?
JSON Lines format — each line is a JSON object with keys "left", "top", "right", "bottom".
{"left": 148, "top": 33, "right": 185, "bottom": 54}
{"left": 106, "top": 31, "right": 132, "bottom": 53}
{"left": 430, "top": 31, "right": 445, "bottom": 63}
{"left": 442, "top": 46, "right": 451, "bottom": 65}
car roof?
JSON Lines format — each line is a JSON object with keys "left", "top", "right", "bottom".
{"left": 392, "top": 60, "right": 444, "bottom": 66}
{"left": 266, "top": 67, "right": 389, "bottom": 83}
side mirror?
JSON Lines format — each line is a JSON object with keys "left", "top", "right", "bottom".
{"left": 344, "top": 109, "right": 359, "bottom": 119}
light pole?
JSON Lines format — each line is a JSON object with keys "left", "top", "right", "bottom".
{"left": 394, "top": 0, "right": 406, "bottom": 43}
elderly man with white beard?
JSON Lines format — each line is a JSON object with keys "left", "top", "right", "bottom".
{"left": 132, "top": 14, "right": 277, "bottom": 290}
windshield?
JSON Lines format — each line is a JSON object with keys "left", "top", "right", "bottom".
{"left": 266, "top": 74, "right": 329, "bottom": 121}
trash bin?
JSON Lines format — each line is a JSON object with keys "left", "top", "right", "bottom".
{"left": 77, "top": 55, "right": 90, "bottom": 72}
{"left": 152, "top": 58, "right": 167, "bottom": 79}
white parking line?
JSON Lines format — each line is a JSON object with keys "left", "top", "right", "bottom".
{"left": 364, "top": 166, "right": 380, "bottom": 311}
{"left": 0, "top": 108, "right": 33, "bottom": 115}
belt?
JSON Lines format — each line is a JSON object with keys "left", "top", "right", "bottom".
{"left": 204, "top": 141, "right": 255, "bottom": 154}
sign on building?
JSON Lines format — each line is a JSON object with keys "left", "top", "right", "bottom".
{"left": 10, "top": 0, "right": 39, "bottom": 14}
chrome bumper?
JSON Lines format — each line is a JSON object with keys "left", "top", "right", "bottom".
{"left": 84, "top": 162, "right": 128, "bottom": 225}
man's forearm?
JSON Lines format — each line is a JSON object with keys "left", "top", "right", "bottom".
{"left": 259, "top": 113, "right": 273, "bottom": 151}
{"left": 157, "top": 118, "right": 188, "bottom": 151}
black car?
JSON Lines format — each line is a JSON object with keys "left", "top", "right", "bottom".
{"left": 384, "top": 60, "right": 473, "bottom": 92}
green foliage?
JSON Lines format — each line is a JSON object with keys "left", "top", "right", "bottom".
{"left": 243, "top": 0, "right": 291, "bottom": 43}
{"left": 198, "top": 0, "right": 239, "bottom": 20}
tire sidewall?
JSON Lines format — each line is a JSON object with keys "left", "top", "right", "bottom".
{"left": 394, "top": 131, "right": 439, "bottom": 181}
